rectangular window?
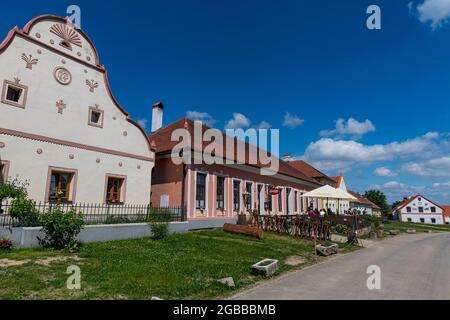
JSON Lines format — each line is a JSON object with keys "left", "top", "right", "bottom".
{"left": 407, "top": 218, "right": 412, "bottom": 222}
{"left": 2, "top": 80, "right": 28, "bottom": 108}
{"left": 300, "top": 193, "right": 304, "bottom": 212}
{"left": 48, "top": 171, "right": 74, "bottom": 203}
{"left": 278, "top": 189, "right": 283, "bottom": 212}
{"left": 431, "top": 218, "right": 436, "bottom": 224}
{"left": 245, "top": 182, "right": 252, "bottom": 211}
{"left": 257, "top": 185, "right": 262, "bottom": 213}
{"left": 233, "top": 180, "right": 241, "bottom": 212}
{"left": 294, "top": 191, "right": 298, "bottom": 212}
{"left": 106, "top": 177, "right": 125, "bottom": 204}
{"left": 430, "top": 207, "right": 436, "bottom": 213}
{"left": 418, "top": 207, "right": 424, "bottom": 213}
{"left": 286, "top": 188, "right": 291, "bottom": 213}
{"left": 88, "top": 106, "right": 104, "bottom": 128}
{"left": 216, "top": 176, "right": 225, "bottom": 210}
{"left": 0, "top": 161, "right": 9, "bottom": 183}
{"left": 420, "top": 218, "right": 425, "bottom": 223}
{"left": 267, "top": 186, "right": 273, "bottom": 212}
{"left": 406, "top": 207, "right": 412, "bottom": 213}
{"left": 196, "top": 173, "right": 207, "bottom": 210}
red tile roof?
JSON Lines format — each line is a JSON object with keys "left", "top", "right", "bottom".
{"left": 330, "top": 176, "right": 343, "bottom": 188}
{"left": 442, "top": 205, "right": 450, "bottom": 218}
{"left": 287, "top": 160, "right": 328, "bottom": 179}
{"left": 348, "top": 190, "right": 380, "bottom": 209}
{"left": 149, "top": 118, "right": 321, "bottom": 186}
{"left": 393, "top": 195, "right": 444, "bottom": 212}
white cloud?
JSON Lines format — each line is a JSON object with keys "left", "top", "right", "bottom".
{"left": 137, "top": 118, "right": 148, "bottom": 129}
{"left": 255, "top": 121, "right": 272, "bottom": 130}
{"left": 225, "top": 113, "right": 252, "bottom": 130}
{"left": 186, "top": 111, "right": 216, "bottom": 127}
{"left": 303, "top": 132, "right": 443, "bottom": 171}
{"left": 433, "top": 181, "right": 450, "bottom": 188}
{"left": 402, "top": 156, "right": 450, "bottom": 177}
{"left": 415, "top": 0, "right": 450, "bottom": 30}
{"left": 374, "top": 167, "right": 398, "bottom": 177}
{"left": 283, "top": 112, "right": 304, "bottom": 129}
{"left": 319, "top": 118, "right": 375, "bottom": 139}
{"left": 383, "top": 181, "right": 406, "bottom": 189}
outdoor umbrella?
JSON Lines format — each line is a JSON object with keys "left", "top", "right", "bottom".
{"left": 301, "top": 185, "right": 357, "bottom": 213}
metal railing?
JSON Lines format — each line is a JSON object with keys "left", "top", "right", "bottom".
{"left": 0, "top": 200, "right": 186, "bottom": 227}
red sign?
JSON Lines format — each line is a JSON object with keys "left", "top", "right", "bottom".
{"left": 269, "top": 187, "right": 279, "bottom": 196}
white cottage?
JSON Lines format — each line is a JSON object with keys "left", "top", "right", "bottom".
{"left": 0, "top": 15, "right": 154, "bottom": 204}
{"left": 392, "top": 195, "right": 445, "bottom": 225}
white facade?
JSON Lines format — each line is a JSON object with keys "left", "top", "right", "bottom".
{"left": 395, "top": 195, "right": 444, "bottom": 225}
{"left": 0, "top": 15, "right": 154, "bottom": 204}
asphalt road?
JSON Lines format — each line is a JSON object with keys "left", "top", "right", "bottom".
{"left": 233, "top": 232, "right": 450, "bottom": 300}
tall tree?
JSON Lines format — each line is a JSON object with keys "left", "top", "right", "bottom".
{"left": 364, "top": 189, "right": 390, "bottom": 217}
{"left": 391, "top": 200, "right": 402, "bottom": 210}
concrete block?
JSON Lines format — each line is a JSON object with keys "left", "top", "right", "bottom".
{"left": 251, "top": 259, "right": 279, "bottom": 276}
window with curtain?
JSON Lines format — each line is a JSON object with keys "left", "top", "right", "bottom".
{"left": 106, "top": 177, "right": 125, "bottom": 204}
{"left": 49, "top": 171, "right": 74, "bottom": 203}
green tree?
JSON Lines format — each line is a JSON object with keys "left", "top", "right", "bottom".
{"left": 391, "top": 200, "right": 402, "bottom": 210}
{"left": 364, "top": 189, "right": 390, "bottom": 217}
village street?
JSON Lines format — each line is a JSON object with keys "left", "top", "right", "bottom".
{"left": 233, "top": 232, "right": 450, "bottom": 300}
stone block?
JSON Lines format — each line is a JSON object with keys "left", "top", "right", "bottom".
{"left": 251, "top": 259, "right": 279, "bottom": 276}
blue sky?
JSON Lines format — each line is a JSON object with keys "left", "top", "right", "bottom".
{"left": 1, "top": 0, "right": 449, "bottom": 204}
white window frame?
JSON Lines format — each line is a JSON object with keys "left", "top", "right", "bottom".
{"left": 232, "top": 178, "right": 242, "bottom": 214}
{"left": 194, "top": 171, "right": 209, "bottom": 217}
{"left": 244, "top": 180, "right": 254, "bottom": 212}
{"left": 215, "top": 173, "right": 228, "bottom": 214}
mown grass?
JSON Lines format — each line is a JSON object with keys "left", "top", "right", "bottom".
{"left": 0, "top": 229, "right": 350, "bottom": 300}
{"left": 383, "top": 220, "right": 450, "bottom": 233}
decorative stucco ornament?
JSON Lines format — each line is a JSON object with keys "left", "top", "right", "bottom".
{"left": 86, "top": 79, "right": 98, "bottom": 92}
{"left": 54, "top": 67, "right": 72, "bottom": 85}
{"left": 21, "top": 53, "right": 38, "bottom": 70}
{"left": 56, "top": 100, "right": 66, "bottom": 114}
{"left": 50, "top": 23, "right": 82, "bottom": 49}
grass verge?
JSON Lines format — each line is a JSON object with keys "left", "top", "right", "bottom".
{"left": 0, "top": 229, "right": 356, "bottom": 300}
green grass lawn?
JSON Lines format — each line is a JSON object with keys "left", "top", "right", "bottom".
{"left": 0, "top": 229, "right": 355, "bottom": 300}
{"left": 383, "top": 220, "right": 450, "bottom": 233}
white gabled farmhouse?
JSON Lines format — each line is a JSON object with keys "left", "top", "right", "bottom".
{"left": 392, "top": 195, "right": 445, "bottom": 225}
{"left": 0, "top": 15, "right": 155, "bottom": 204}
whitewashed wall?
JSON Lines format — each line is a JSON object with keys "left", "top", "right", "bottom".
{"left": 399, "top": 196, "right": 444, "bottom": 225}
{"left": 0, "top": 16, "right": 154, "bottom": 204}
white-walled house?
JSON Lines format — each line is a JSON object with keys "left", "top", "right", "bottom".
{"left": 392, "top": 195, "right": 445, "bottom": 225}
{"left": 0, "top": 15, "right": 155, "bottom": 204}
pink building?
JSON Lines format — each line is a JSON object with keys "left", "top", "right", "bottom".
{"left": 149, "top": 116, "right": 321, "bottom": 221}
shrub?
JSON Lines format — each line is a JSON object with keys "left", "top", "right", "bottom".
{"left": 148, "top": 212, "right": 170, "bottom": 240}
{"left": 335, "top": 224, "right": 349, "bottom": 235}
{"left": 0, "top": 238, "right": 13, "bottom": 251}
{"left": 104, "top": 215, "right": 131, "bottom": 225}
{"left": 0, "top": 179, "right": 28, "bottom": 200}
{"left": 38, "top": 206, "right": 83, "bottom": 250}
{"left": 9, "top": 198, "right": 40, "bottom": 227}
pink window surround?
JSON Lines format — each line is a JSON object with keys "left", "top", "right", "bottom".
{"left": 1, "top": 80, "right": 28, "bottom": 109}
{"left": 103, "top": 173, "right": 127, "bottom": 204}
{"left": 88, "top": 106, "right": 104, "bottom": 128}
{"left": 44, "top": 166, "right": 78, "bottom": 203}
{"left": 0, "top": 160, "right": 10, "bottom": 183}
